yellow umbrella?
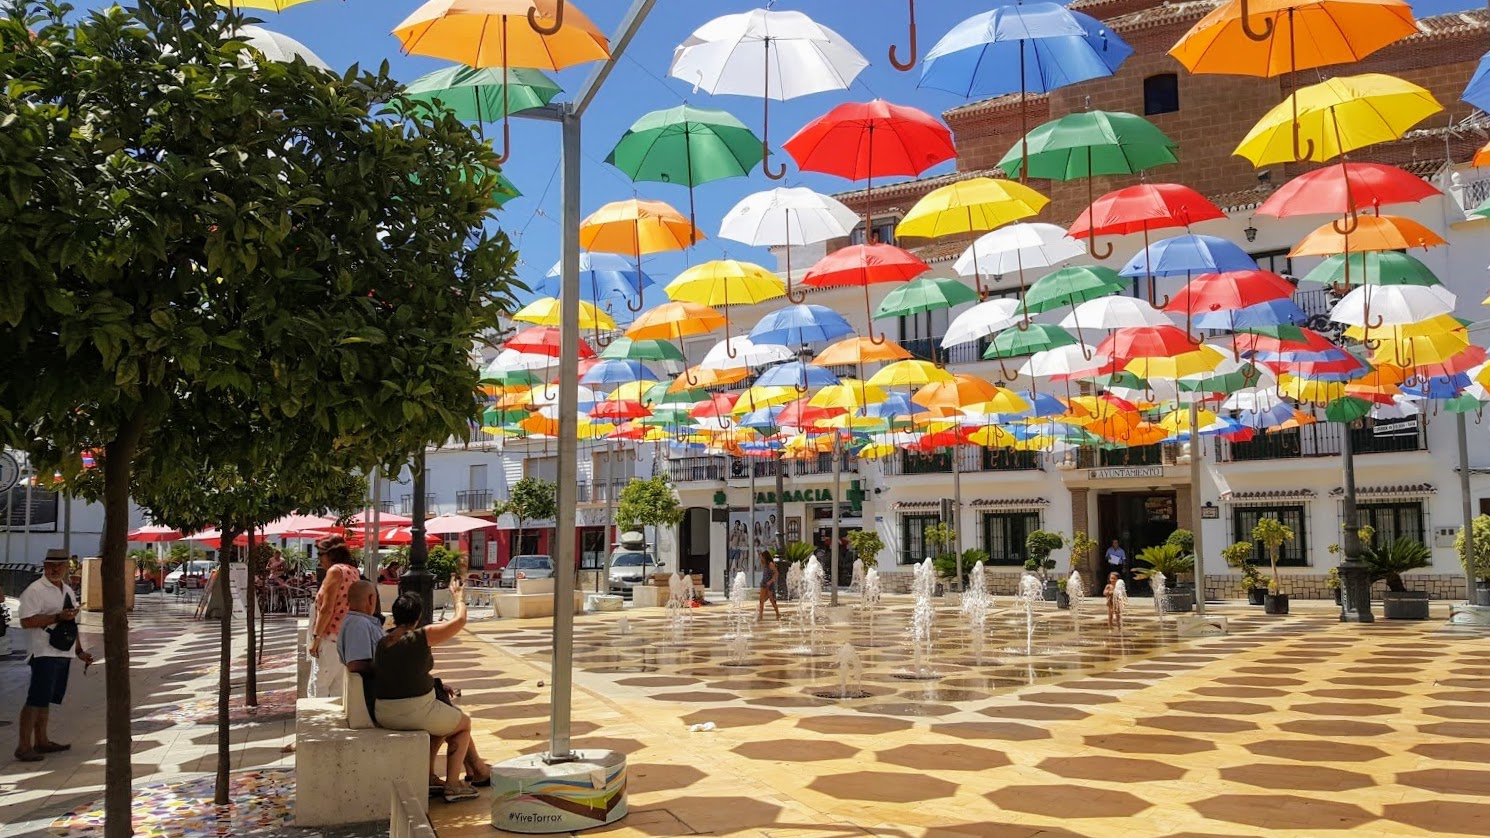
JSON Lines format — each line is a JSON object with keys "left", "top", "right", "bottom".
{"left": 393, "top": 0, "right": 609, "bottom": 162}
{"left": 512, "top": 296, "right": 615, "bottom": 330}
{"left": 1125, "top": 345, "right": 1226, "bottom": 379}
{"left": 665, "top": 260, "right": 785, "bottom": 307}
{"left": 815, "top": 411, "right": 887, "bottom": 431}
{"left": 1235, "top": 73, "right": 1440, "bottom": 166}
{"left": 894, "top": 178, "right": 1049, "bottom": 240}
{"left": 581, "top": 199, "right": 702, "bottom": 256}
{"left": 856, "top": 442, "right": 897, "bottom": 459}
{"left": 962, "top": 389, "right": 1033, "bottom": 416}
{"left": 215, "top": 0, "right": 319, "bottom": 10}
{"left": 730, "top": 385, "right": 798, "bottom": 415}
{"left": 1279, "top": 374, "right": 1347, "bottom": 404}
{"left": 1344, "top": 314, "right": 1460, "bottom": 341}
{"left": 810, "top": 380, "right": 888, "bottom": 410}
{"left": 1157, "top": 408, "right": 1219, "bottom": 434}
{"left": 867, "top": 359, "right": 953, "bottom": 388}
{"left": 968, "top": 426, "right": 1019, "bottom": 448}
{"left": 1369, "top": 331, "right": 1471, "bottom": 367}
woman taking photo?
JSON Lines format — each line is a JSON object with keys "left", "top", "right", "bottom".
{"left": 375, "top": 580, "right": 480, "bottom": 802}
{"left": 308, "top": 536, "right": 359, "bottom": 698}
{"left": 755, "top": 549, "right": 780, "bottom": 622}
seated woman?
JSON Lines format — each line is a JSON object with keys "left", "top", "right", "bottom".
{"left": 378, "top": 562, "right": 402, "bottom": 585}
{"left": 374, "top": 580, "right": 479, "bottom": 802}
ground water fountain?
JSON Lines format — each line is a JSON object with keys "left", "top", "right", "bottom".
{"left": 961, "top": 561, "right": 991, "bottom": 664}
{"left": 787, "top": 555, "right": 827, "bottom": 655}
{"left": 1015, "top": 573, "right": 1043, "bottom": 657}
{"left": 663, "top": 570, "right": 693, "bottom": 646}
{"left": 1112, "top": 577, "right": 1129, "bottom": 631}
{"left": 896, "top": 558, "right": 940, "bottom": 680}
{"left": 724, "top": 571, "right": 752, "bottom": 666}
{"left": 1151, "top": 571, "right": 1169, "bottom": 623}
{"left": 812, "top": 641, "right": 871, "bottom": 700}
{"left": 850, "top": 558, "right": 865, "bottom": 597}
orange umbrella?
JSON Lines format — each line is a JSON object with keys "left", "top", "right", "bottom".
{"left": 912, "top": 374, "right": 1002, "bottom": 411}
{"left": 1169, "top": 0, "right": 1415, "bottom": 78}
{"left": 1290, "top": 213, "right": 1446, "bottom": 256}
{"left": 625, "top": 301, "right": 725, "bottom": 341}
{"left": 392, "top": 0, "right": 610, "bottom": 162}
{"left": 1475, "top": 140, "right": 1490, "bottom": 168}
{"left": 580, "top": 199, "right": 702, "bottom": 257}
{"left": 669, "top": 365, "right": 748, "bottom": 392}
{"left": 811, "top": 336, "right": 914, "bottom": 367}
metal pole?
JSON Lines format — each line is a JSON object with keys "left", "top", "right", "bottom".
{"left": 952, "top": 444, "right": 962, "bottom": 588}
{"left": 369, "top": 468, "right": 381, "bottom": 579}
{"left": 62, "top": 492, "right": 72, "bottom": 556}
{"left": 1338, "top": 423, "right": 1374, "bottom": 622}
{"left": 830, "top": 433, "right": 841, "bottom": 606}
{"left": 1188, "top": 400, "right": 1206, "bottom": 615}
{"left": 600, "top": 438, "right": 613, "bottom": 593}
{"left": 23, "top": 468, "right": 33, "bottom": 564}
{"left": 546, "top": 106, "right": 582, "bottom": 764}
{"left": 399, "top": 452, "right": 434, "bottom": 625}
{"left": 365, "top": 466, "right": 380, "bottom": 588}
{"left": 4, "top": 478, "right": 11, "bottom": 563}
{"left": 1458, "top": 411, "right": 1476, "bottom": 604}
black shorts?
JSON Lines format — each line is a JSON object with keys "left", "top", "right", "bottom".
{"left": 26, "top": 656, "right": 71, "bottom": 708}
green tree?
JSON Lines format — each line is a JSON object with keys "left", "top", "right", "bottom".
{"left": 1068, "top": 529, "right": 1098, "bottom": 572}
{"left": 845, "top": 529, "right": 885, "bottom": 568}
{"left": 498, "top": 476, "right": 559, "bottom": 555}
{"left": 0, "top": 0, "right": 518, "bottom": 825}
{"left": 1025, "top": 530, "right": 1065, "bottom": 580}
{"left": 1251, "top": 517, "right": 1295, "bottom": 593}
{"left": 1454, "top": 515, "right": 1490, "bottom": 581}
{"left": 615, "top": 474, "right": 684, "bottom": 533}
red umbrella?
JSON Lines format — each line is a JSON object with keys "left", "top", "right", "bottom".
{"left": 1162, "top": 270, "right": 1296, "bottom": 316}
{"left": 505, "top": 326, "right": 597, "bottom": 359}
{"left": 1255, "top": 162, "right": 1441, "bottom": 232}
{"left": 592, "top": 399, "right": 652, "bottom": 421}
{"left": 1234, "top": 328, "right": 1338, "bottom": 356}
{"left": 689, "top": 393, "right": 738, "bottom": 420}
{"left": 348, "top": 526, "right": 440, "bottom": 547}
{"left": 1068, "top": 183, "right": 1224, "bottom": 260}
{"left": 1097, "top": 325, "right": 1196, "bottom": 364}
{"left": 775, "top": 398, "right": 842, "bottom": 429}
{"left": 785, "top": 100, "right": 956, "bottom": 238}
{"left": 128, "top": 525, "right": 183, "bottom": 543}
{"left": 802, "top": 243, "right": 929, "bottom": 335}
{"left": 608, "top": 420, "right": 655, "bottom": 440}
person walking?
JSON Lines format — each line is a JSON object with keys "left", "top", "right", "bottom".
{"left": 1105, "top": 539, "right": 1128, "bottom": 582}
{"left": 308, "top": 535, "right": 359, "bottom": 698}
{"left": 755, "top": 549, "right": 780, "bottom": 622}
{"left": 15, "top": 550, "right": 93, "bottom": 762}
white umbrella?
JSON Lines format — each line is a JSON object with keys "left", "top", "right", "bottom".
{"left": 1371, "top": 397, "right": 1420, "bottom": 420}
{"left": 719, "top": 187, "right": 858, "bottom": 292}
{"left": 1329, "top": 284, "right": 1455, "bottom": 327}
{"left": 941, "top": 297, "right": 1021, "bottom": 348}
{"left": 425, "top": 513, "right": 496, "bottom": 535}
{"left": 485, "top": 349, "right": 558, "bottom": 373}
{"left": 1223, "top": 387, "right": 1289, "bottom": 412}
{"left": 700, "top": 336, "right": 794, "bottom": 371}
{"left": 236, "top": 25, "right": 330, "bottom": 71}
{"left": 1019, "top": 343, "right": 1101, "bottom": 378}
{"left": 1060, "top": 296, "right": 1170, "bottom": 330}
{"left": 954, "top": 223, "right": 1084, "bottom": 279}
{"left": 532, "top": 385, "right": 598, "bottom": 407}
{"left": 670, "top": 9, "right": 867, "bottom": 180}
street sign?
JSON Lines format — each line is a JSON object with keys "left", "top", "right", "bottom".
{"left": 0, "top": 452, "right": 18, "bottom": 493}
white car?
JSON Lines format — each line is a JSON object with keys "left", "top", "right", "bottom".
{"left": 607, "top": 550, "right": 661, "bottom": 596}
{"left": 163, "top": 560, "right": 215, "bottom": 594}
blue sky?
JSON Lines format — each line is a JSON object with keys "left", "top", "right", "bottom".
{"left": 74, "top": 0, "right": 1481, "bottom": 303}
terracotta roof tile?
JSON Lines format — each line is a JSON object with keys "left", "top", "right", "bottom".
{"left": 830, "top": 168, "right": 1009, "bottom": 204}
{"left": 944, "top": 91, "right": 1050, "bottom": 120}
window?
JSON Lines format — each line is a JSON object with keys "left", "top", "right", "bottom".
{"left": 1143, "top": 73, "right": 1179, "bottom": 116}
{"left": 900, "top": 513, "right": 940, "bottom": 565}
{"left": 1232, "top": 505, "right": 1309, "bottom": 566}
{"left": 851, "top": 220, "right": 898, "bottom": 246}
{"left": 1358, "top": 501, "right": 1426, "bottom": 547}
{"left": 468, "top": 464, "right": 488, "bottom": 492}
{"left": 982, "top": 511, "right": 1042, "bottom": 566}
{"left": 1250, "top": 248, "right": 1293, "bottom": 277}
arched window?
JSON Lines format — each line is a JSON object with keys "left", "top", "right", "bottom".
{"left": 1144, "top": 73, "right": 1179, "bottom": 115}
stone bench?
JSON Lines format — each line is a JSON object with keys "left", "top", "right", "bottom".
{"left": 492, "top": 577, "right": 584, "bottom": 619}
{"left": 294, "top": 695, "right": 428, "bottom": 827}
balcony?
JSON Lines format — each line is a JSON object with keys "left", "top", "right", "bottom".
{"left": 898, "top": 336, "right": 989, "bottom": 367}
{"left": 579, "top": 478, "right": 631, "bottom": 503}
{"left": 399, "top": 493, "right": 438, "bottom": 516}
{"left": 455, "top": 490, "right": 492, "bottom": 513}
{"left": 724, "top": 455, "right": 860, "bottom": 480}
{"left": 880, "top": 445, "right": 1041, "bottom": 476}
{"left": 669, "top": 457, "right": 726, "bottom": 483}
{"left": 1218, "top": 418, "right": 1427, "bottom": 463}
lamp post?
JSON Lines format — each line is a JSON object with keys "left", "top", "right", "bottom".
{"left": 1337, "top": 424, "right": 1374, "bottom": 622}
{"left": 399, "top": 452, "right": 434, "bottom": 625}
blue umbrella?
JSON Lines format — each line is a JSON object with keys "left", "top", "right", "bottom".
{"left": 1119, "top": 234, "right": 1257, "bottom": 278}
{"left": 739, "top": 406, "right": 787, "bottom": 430}
{"left": 755, "top": 361, "right": 841, "bottom": 390}
{"left": 1192, "top": 299, "right": 1307, "bottom": 332}
{"left": 1402, "top": 374, "right": 1469, "bottom": 400}
{"left": 920, "top": 4, "right": 1132, "bottom": 99}
{"left": 1248, "top": 348, "right": 1350, "bottom": 364}
{"left": 536, "top": 252, "right": 658, "bottom": 310}
{"left": 1237, "top": 402, "right": 1297, "bottom": 430}
{"left": 1463, "top": 50, "right": 1490, "bottom": 113}
{"left": 749, "top": 304, "right": 856, "bottom": 346}
{"left": 580, "top": 359, "right": 659, "bottom": 386}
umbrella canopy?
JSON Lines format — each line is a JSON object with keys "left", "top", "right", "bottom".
{"left": 952, "top": 222, "right": 1081, "bottom": 278}
{"left": 128, "top": 525, "right": 183, "bottom": 543}
{"left": 1120, "top": 234, "right": 1258, "bottom": 277}
{"left": 512, "top": 297, "right": 615, "bottom": 330}
{"left": 237, "top": 25, "right": 331, "bottom": 70}
{"left": 920, "top": 3, "right": 1132, "bottom": 98}
{"left": 785, "top": 100, "right": 957, "bottom": 182}
{"left": 997, "top": 110, "right": 1179, "bottom": 181}
{"left": 813, "top": 336, "right": 914, "bottom": 367}
{"left": 668, "top": 9, "right": 868, "bottom": 179}
{"left": 756, "top": 361, "right": 840, "bottom": 390}
{"left": 748, "top": 304, "right": 856, "bottom": 346}
{"left": 874, "top": 277, "right": 979, "bottom": 320}
{"left": 1098, "top": 325, "right": 1198, "bottom": 364}
{"left": 1329, "top": 284, "right": 1455, "bottom": 327}
{"left": 984, "top": 323, "right": 1078, "bottom": 359}
{"left": 393, "top": 0, "right": 609, "bottom": 68}
{"left": 897, "top": 179, "right": 1050, "bottom": 242}
{"left": 867, "top": 360, "right": 954, "bottom": 388}
{"left": 425, "top": 514, "right": 496, "bottom": 535}
{"left": 1168, "top": 0, "right": 1417, "bottom": 78}
{"left": 1163, "top": 270, "right": 1297, "bottom": 315}
{"left": 404, "top": 65, "right": 561, "bottom": 124}
{"left": 1465, "top": 49, "right": 1490, "bottom": 112}
{"left": 505, "top": 326, "right": 598, "bottom": 359}
{"left": 1193, "top": 298, "right": 1308, "bottom": 331}
{"left": 607, "top": 105, "right": 760, "bottom": 186}
{"left": 700, "top": 336, "right": 793, "bottom": 370}
{"left": 1019, "top": 343, "right": 1103, "bottom": 378}
{"left": 718, "top": 187, "right": 859, "bottom": 254}
{"left": 599, "top": 337, "right": 685, "bottom": 362}
{"left": 1290, "top": 214, "right": 1446, "bottom": 256}
{"left": 913, "top": 375, "right": 1004, "bottom": 411}
{"left": 1069, "top": 183, "right": 1225, "bottom": 239}
{"left": 1023, "top": 266, "right": 1129, "bottom": 314}
{"left": 536, "top": 252, "right": 656, "bottom": 308}
{"left": 580, "top": 359, "right": 658, "bottom": 386}
{"left": 581, "top": 199, "right": 701, "bottom": 256}
{"left": 1061, "top": 296, "right": 1171, "bottom": 329}
{"left": 665, "top": 260, "right": 786, "bottom": 309}
{"left": 1255, "top": 161, "right": 1442, "bottom": 219}
{"left": 592, "top": 399, "right": 653, "bottom": 421}
{"left": 942, "top": 298, "right": 1023, "bottom": 348}
{"left": 626, "top": 301, "right": 725, "bottom": 341}
{"left": 1235, "top": 73, "right": 1441, "bottom": 166}
{"left": 802, "top": 244, "right": 929, "bottom": 289}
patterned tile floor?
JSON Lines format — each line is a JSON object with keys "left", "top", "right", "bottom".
{"left": 431, "top": 594, "right": 1490, "bottom": 837}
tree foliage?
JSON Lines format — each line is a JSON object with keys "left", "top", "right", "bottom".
{"left": 615, "top": 475, "right": 683, "bottom": 533}
{"left": 1250, "top": 517, "right": 1295, "bottom": 592}
{"left": 1454, "top": 515, "right": 1490, "bottom": 581}
{"left": 845, "top": 529, "right": 885, "bottom": 568}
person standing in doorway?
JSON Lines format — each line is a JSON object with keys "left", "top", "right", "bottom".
{"left": 15, "top": 550, "right": 93, "bottom": 761}
{"left": 1105, "top": 539, "right": 1128, "bottom": 582}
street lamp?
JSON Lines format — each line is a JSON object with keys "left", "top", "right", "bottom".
{"left": 398, "top": 451, "right": 434, "bottom": 625}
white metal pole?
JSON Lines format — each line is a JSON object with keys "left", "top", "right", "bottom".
{"left": 1458, "top": 412, "right": 1476, "bottom": 605}
{"left": 830, "top": 434, "right": 842, "bottom": 606}
{"left": 1189, "top": 399, "right": 1206, "bottom": 615}
{"left": 23, "top": 468, "right": 33, "bottom": 564}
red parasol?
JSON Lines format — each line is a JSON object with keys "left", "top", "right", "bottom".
{"left": 505, "top": 326, "right": 597, "bottom": 359}
{"left": 1097, "top": 325, "right": 1197, "bottom": 364}
{"left": 1162, "top": 270, "right": 1296, "bottom": 316}
{"left": 1255, "top": 162, "right": 1441, "bottom": 231}
{"left": 1069, "top": 183, "right": 1225, "bottom": 240}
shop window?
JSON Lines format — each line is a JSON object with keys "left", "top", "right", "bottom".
{"left": 1358, "top": 501, "right": 1426, "bottom": 547}
{"left": 900, "top": 513, "right": 940, "bottom": 565}
{"left": 1143, "top": 73, "right": 1179, "bottom": 116}
{"left": 1232, "top": 505, "right": 1309, "bottom": 566}
{"left": 981, "top": 511, "right": 1042, "bottom": 566}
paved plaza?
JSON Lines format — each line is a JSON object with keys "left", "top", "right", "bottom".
{"left": 3, "top": 593, "right": 1488, "bottom": 837}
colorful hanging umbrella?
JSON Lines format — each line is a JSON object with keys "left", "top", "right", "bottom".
{"left": 718, "top": 187, "right": 859, "bottom": 299}
{"left": 668, "top": 9, "right": 868, "bottom": 180}
{"left": 1255, "top": 161, "right": 1441, "bottom": 222}
{"left": 599, "top": 337, "right": 685, "bottom": 363}
{"left": 581, "top": 198, "right": 702, "bottom": 257}
{"left": 868, "top": 360, "right": 954, "bottom": 388}
{"left": 592, "top": 400, "right": 653, "bottom": 422}
{"left": 1099, "top": 325, "right": 1198, "bottom": 364}
{"left": 812, "top": 336, "right": 914, "bottom": 367}
{"left": 756, "top": 361, "right": 841, "bottom": 391}
{"left": 404, "top": 65, "right": 561, "bottom": 129}
{"left": 942, "top": 298, "right": 1023, "bottom": 350}
{"left": 665, "top": 260, "right": 786, "bottom": 329}
{"left": 1329, "top": 284, "right": 1456, "bottom": 328}
{"left": 536, "top": 252, "right": 656, "bottom": 313}
{"left": 1121, "top": 234, "right": 1258, "bottom": 278}
{"left": 512, "top": 297, "right": 615, "bottom": 330}
{"left": 874, "top": 277, "right": 978, "bottom": 320}
{"left": 802, "top": 243, "right": 929, "bottom": 342}
{"left": 392, "top": 0, "right": 609, "bottom": 161}
{"left": 1068, "top": 183, "right": 1225, "bottom": 250}
{"left": 700, "top": 336, "right": 794, "bottom": 371}
{"left": 236, "top": 25, "right": 331, "bottom": 70}
{"left": 504, "top": 326, "right": 598, "bottom": 359}
{"left": 607, "top": 105, "right": 762, "bottom": 235}
{"left": 1290, "top": 214, "right": 1446, "bottom": 257}
{"left": 897, "top": 178, "right": 1050, "bottom": 250}
{"left": 748, "top": 304, "right": 856, "bottom": 346}
{"left": 1235, "top": 73, "right": 1441, "bottom": 166}
{"left": 1023, "top": 266, "right": 1128, "bottom": 315}
{"left": 953, "top": 221, "right": 1078, "bottom": 303}
{"left": 626, "top": 301, "right": 725, "bottom": 342}
{"left": 580, "top": 359, "right": 658, "bottom": 386}
{"left": 1301, "top": 251, "right": 1443, "bottom": 288}
{"left": 1162, "top": 270, "right": 1296, "bottom": 315}
{"left": 1169, "top": 0, "right": 1416, "bottom": 79}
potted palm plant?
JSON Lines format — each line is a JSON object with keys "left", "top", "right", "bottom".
{"left": 1363, "top": 537, "right": 1432, "bottom": 620}
{"left": 1132, "top": 543, "right": 1196, "bottom": 611}
{"left": 1221, "top": 541, "right": 1267, "bottom": 605}
{"left": 1251, "top": 516, "right": 1295, "bottom": 615}
{"left": 1454, "top": 515, "right": 1490, "bottom": 606}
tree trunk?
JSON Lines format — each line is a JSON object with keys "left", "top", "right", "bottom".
{"left": 102, "top": 417, "right": 144, "bottom": 838}
{"left": 215, "top": 524, "right": 239, "bottom": 805}
{"left": 244, "top": 528, "right": 257, "bottom": 707}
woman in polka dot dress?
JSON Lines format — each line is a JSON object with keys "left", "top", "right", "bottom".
{"left": 309, "top": 536, "right": 360, "bottom": 698}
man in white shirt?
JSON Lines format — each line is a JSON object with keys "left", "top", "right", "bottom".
{"left": 1105, "top": 539, "right": 1128, "bottom": 580}
{"left": 15, "top": 550, "right": 93, "bottom": 762}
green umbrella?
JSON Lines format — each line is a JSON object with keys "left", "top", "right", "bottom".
{"left": 1470, "top": 196, "right": 1490, "bottom": 221}
{"left": 599, "top": 337, "right": 686, "bottom": 363}
{"left": 1092, "top": 370, "right": 1148, "bottom": 390}
{"left": 1301, "top": 251, "right": 1442, "bottom": 289}
{"left": 1325, "top": 397, "right": 1372, "bottom": 424}
{"left": 1179, "top": 364, "right": 1264, "bottom": 395}
{"left": 405, "top": 66, "right": 562, "bottom": 163}
{"left": 607, "top": 105, "right": 761, "bottom": 236}
{"left": 412, "top": 162, "right": 520, "bottom": 208}
{"left": 1445, "top": 393, "right": 1487, "bottom": 413}
{"left": 481, "top": 367, "right": 542, "bottom": 386}
{"left": 873, "top": 277, "right": 979, "bottom": 320}
{"left": 1236, "top": 323, "right": 1308, "bottom": 342}
{"left": 482, "top": 406, "right": 529, "bottom": 426}
{"left": 984, "top": 323, "right": 1077, "bottom": 359}
{"left": 1024, "top": 265, "right": 1128, "bottom": 315}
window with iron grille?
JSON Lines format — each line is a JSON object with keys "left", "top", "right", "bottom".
{"left": 1143, "top": 73, "right": 1179, "bottom": 115}
{"left": 981, "top": 511, "right": 1041, "bottom": 566}
{"left": 900, "top": 513, "right": 940, "bottom": 565}
{"left": 1231, "top": 505, "right": 1309, "bottom": 566}
{"left": 1358, "top": 501, "right": 1426, "bottom": 547}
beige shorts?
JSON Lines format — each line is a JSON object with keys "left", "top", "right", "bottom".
{"left": 375, "top": 690, "right": 464, "bottom": 737}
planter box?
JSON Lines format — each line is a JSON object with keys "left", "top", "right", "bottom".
{"left": 1382, "top": 590, "right": 1429, "bottom": 620}
{"left": 1333, "top": 588, "right": 1342, "bottom": 606}
{"left": 1042, "top": 580, "right": 1060, "bottom": 602}
{"left": 1264, "top": 593, "right": 1289, "bottom": 615}
{"left": 1055, "top": 590, "right": 1070, "bottom": 609}
{"left": 1474, "top": 580, "right": 1490, "bottom": 607}
{"left": 1247, "top": 588, "right": 1266, "bottom": 606}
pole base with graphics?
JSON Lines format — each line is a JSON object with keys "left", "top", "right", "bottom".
{"left": 1449, "top": 603, "right": 1490, "bottom": 627}
{"left": 489, "top": 750, "right": 628, "bottom": 833}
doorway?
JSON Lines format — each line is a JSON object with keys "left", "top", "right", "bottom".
{"left": 1096, "top": 491, "right": 1178, "bottom": 595}
{"left": 679, "top": 507, "right": 712, "bottom": 587}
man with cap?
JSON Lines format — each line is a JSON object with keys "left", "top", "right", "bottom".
{"left": 15, "top": 550, "right": 93, "bottom": 761}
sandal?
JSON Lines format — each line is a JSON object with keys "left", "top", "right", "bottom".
{"left": 443, "top": 783, "right": 480, "bottom": 803}
{"left": 13, "top": 750, "right": 42, "bottom": 763}
{"left": 466, "top": 773, "right": 492, "bottom": 787}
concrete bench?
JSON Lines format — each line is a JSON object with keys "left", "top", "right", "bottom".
{"left": 492, "top": 577, "right": 584, "bottom": 619}
{"left": 294, "top": 696, "right": 428, "bottom": 827}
